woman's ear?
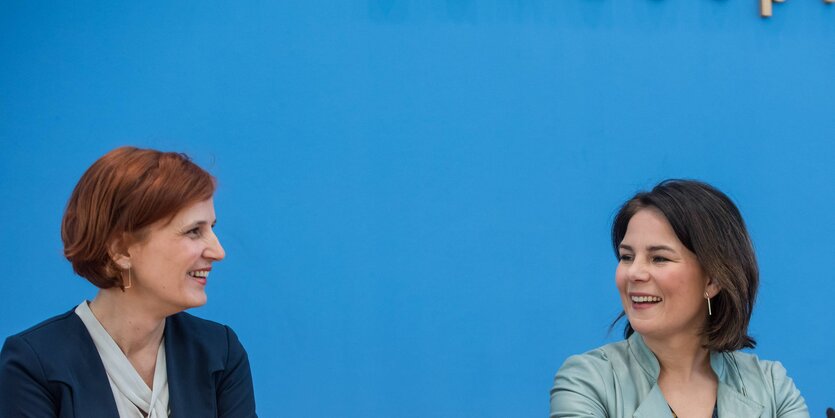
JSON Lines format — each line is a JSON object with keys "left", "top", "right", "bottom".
{"left": 107, "top": 233, "right": 132, "bottom": 269}
{"left": 705, "top": 277, "right": 721, "bottom": 299}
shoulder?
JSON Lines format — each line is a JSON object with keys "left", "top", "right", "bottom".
{"left": 0, "top": 308, "right": 100, "bottom": 401}
{"left": 164, "top": 313, "right": 256, "bottom": 416}
{"left": 722, "top": 350, "right": 809, "bottom": 416}
{"left": 165, "top": 311, "right": 247, "bottom": 359}
{"left": 723, "top": 350, "right": 794, "bottom": 387}
{"left": 167, "top": 310, "right": 231, "bottom": 339}
{"left": 553, "top": 348, "right": 611, "bottom": 396}
{"left": 5, "top": 309, "right": 81, "bottom": 343}
{"left": 551, "top": 341, "right": 630, "bottom": 418}
{"left": 552, "top": 342, "right": 628, "bottom": 399}
{"left": 0, "top": 310, "right": 89, "bottom": 416}
{"left": 2, "top": 308, "right": 88, "bottom": 359}
{"left": 555, "top": 340, "right": 630, "bottom": 380}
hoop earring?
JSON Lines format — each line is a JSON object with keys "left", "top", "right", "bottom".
{"left": 705, "top": 291, "right": 712, "bottom": 316}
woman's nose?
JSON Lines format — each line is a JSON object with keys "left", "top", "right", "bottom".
{"left": 204, "top": 233, "right": 226, "bottom": 261}
{"left": 627, "top": 259, "right": 650, "bottom": 281}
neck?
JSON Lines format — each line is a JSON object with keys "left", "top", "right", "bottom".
{"left": 643, "top": 332, "right": 713, "bottom": 381}
{"left": 88, "top": 288, "right": 167, "bottom": 356}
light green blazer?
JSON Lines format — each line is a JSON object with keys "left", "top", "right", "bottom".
{"left": 550, "top": 333, "right": 809, "bottom": 418}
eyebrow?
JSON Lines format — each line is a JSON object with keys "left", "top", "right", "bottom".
{"left": 182, "top": 219, "right": 217, "bottom": 229}
{"left": 618, "top": 244, "right": 677, "bottom": 252}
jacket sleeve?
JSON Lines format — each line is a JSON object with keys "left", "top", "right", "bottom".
{"left": 216, "top": 326, "right": 257, "bottom": 418}
{"left": 0, "top": 336, "right": 58, "bottom": 417}
{"left": 550, "top": 354, "right": 608, "bottom": 418}
{"left": 769, "top": 361, "right": 810, "bottom": 418}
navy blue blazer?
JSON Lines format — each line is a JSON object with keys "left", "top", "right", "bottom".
{"left": 0, "top": 308, "right": 257, "bottom": 417}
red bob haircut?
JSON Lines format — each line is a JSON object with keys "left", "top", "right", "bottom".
{"left": 61, "top": 146, "right": 216, "bottom": 289}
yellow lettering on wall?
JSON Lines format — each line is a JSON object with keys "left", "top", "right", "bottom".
{"left": 763, "top": 0, "right": 833, "bottom": 17}
{"left": 761, "top": 0, "right": 772, "bottom": 17}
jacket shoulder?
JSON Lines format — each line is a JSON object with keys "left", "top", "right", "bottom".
{"left": 723, "top": 350, "right": 809, "bottom": 416}
{"left": 167, "top": 311, "right": 229, "bottom": 336}
{"left": 166, "top": 311, "right": 237, "bottom": 350}
{"left": 724, "top": 350, "right": 785, "bottom": 385}
{"left": 551, "top": 341, "right": 627, "bottom": 417}
{"left": 4, "top": 308, "right": 90, "bottom": 361}
{"left": 162, "top": 312, "right": 256, "bottom": 416}
{"left": 556, "top": 339, "right": 629, "bottom": 377}
{"left": 6, "top": 309, "right": 79, "bottom": 341}
{"left": 165, "top": 312, "right": 246, "bottom": 365}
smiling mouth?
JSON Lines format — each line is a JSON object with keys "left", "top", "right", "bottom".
{"left": 631, "top": 295, "right": 662, "bottom": 303}
{"left": 188, "top": 270, "right": 209, "bottom": 281}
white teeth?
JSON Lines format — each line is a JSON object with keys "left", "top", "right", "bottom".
{"left": 189, "top": 270, "right": 209, "bottom": 278}
{"left": 631, "top": 295, "right": 662, "bottom": 303}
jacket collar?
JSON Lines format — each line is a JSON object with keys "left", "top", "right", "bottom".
{"left": 627, "top": 333, "right": 763, "bottom": 418}
{"left": 63, "top": 311, "right": 121, "bottom": 417}
{"left": 164, "top": 313, "right": 220, "bottom": 417}
{"left": 69, "top": 309, "right": 209, "bottom": 416}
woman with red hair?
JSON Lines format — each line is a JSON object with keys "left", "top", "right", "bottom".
{"left": 0, "top": 147, "right": 256, "bottom": 417}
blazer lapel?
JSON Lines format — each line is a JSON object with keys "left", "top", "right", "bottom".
{"left": 164, "top": 315, "right": 215, "bottom": 417}
{"left": 717, "top": 382, "right": 764, "bottom": 417}
{"left": 711, "top": 350, "right": 764, "bottom": 417}
{"left": 633, "top": 383, "right": 674, "bottom": 418}
{"left": 628, "top": 334, "right": 672, "bottom": 418}
{"left": 633, "top": 383, "right": 763, "bottom": 418}
{"left": 64, "top": 312, "right": 120, "bottom": 417}
{"left": 165, "top": 318, "right": 190, "bottom": 417}
{"left": 628, "top": 334, "right": 763, "bottom": 418}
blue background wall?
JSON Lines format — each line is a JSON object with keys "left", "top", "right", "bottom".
{"left": 1, "top": 1, "right": 833, "bottom": 416}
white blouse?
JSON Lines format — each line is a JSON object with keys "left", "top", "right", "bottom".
{"left": 75, "top": 301, "right": 170, "bottom": 418}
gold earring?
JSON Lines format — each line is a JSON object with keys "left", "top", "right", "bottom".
{"left": 705, "top": 291, "right": 712, "bottom": 316}
{"left": 123, "top": 265, "right": 132, "bottom": 290}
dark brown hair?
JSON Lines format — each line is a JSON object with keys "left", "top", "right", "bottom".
{"left": 61, "top": 146, "right": 215, "bottom": 289}
{"left": 611, "top": 179, "right": 758, "bottom": 352}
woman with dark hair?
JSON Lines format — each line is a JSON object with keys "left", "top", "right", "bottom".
{"left": 550, "top": 179, "right": 808, "bottom": 418}
{"left": 0, "top": 147, "right": 257, "bottom": 417}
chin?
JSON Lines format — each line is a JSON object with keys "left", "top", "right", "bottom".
{"left": 182, "top": 292, "right": 208, "bottom": 309}
{"left": 191, "top": 296, "right": 208, "bottom": 308}
{"left": 626, "top": 317, "right": 656, "bottom": 337}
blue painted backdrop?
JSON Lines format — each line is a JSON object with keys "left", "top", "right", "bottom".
{"left": 1, "top": 1, "right": 833, "bottom": 416}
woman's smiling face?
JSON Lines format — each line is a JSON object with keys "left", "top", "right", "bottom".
{"left": 123, "top": 198, "right": 225, "bottom": 315}
{"left": 615, "top": 207, "right": 716, "bottom": 341}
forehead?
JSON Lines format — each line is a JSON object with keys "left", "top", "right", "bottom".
{"left": 169, "top": 198, "right": 216, "bottom": 225}
{"left": 622, "top": 208, "right": 680, "bottom": 243}
{"left": 144, "top": 198, "right": 216, "bottom": 233}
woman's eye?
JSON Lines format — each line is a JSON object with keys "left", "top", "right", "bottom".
{"left": 652, "top": 256, "right": 670, "bottom": 263}
{"left": 618, "top": 254, "right": 633, "bottom": 262}
{"left": 185, "top": 227, "right": 201, "bottom": 237}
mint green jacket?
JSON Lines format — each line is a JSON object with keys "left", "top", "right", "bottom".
{"left": 550, "top": 333, "right": 809, "bottom": 418}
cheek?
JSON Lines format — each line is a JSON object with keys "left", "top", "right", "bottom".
{"left": 666, "top": 273, "right": 700, "bottom": 297}
{"left": 171, "top": 245, "right": 201, "bottom": 268}
{"left": 614, "top": 266, "right": 628, "bottom": 292}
